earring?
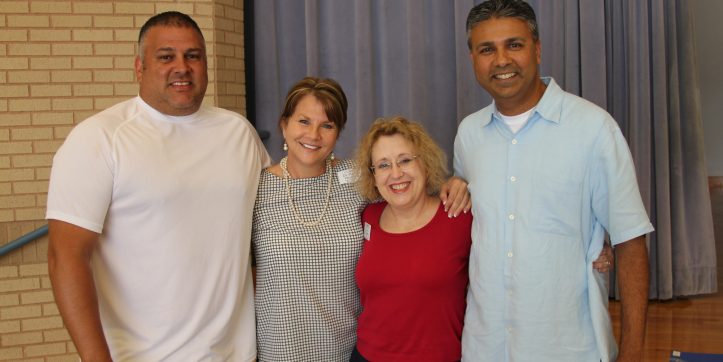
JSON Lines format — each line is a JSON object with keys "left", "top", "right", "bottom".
{"left": 283, "top": 142, "right": 288, "bottom": 151}
{"left": 330, "top": 152, "right": 335, "bottom": 161}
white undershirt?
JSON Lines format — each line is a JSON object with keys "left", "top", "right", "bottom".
{"left": 498, "top": 107, "right": 535, "bottom": 133}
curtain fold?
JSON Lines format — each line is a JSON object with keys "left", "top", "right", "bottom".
{"left": 252, "top": 0, "right": 717, "bottom": 298}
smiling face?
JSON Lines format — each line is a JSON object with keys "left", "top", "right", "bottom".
{"left": 135, "top": 25, "right": 208, "bottom": 116}
{"left": 281, "top": 94, "right": 339, "bottom": 178}
{"left": 371, "top": 134, "right": 428, "bottom": 210}
{"left": 469, "top": 17, "right": 545, "bottom": 115}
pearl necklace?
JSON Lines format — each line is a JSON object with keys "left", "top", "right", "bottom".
{"left": 280, "top": 156, "right": 333, "bottom": 227}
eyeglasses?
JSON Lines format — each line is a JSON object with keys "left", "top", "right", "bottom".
{"left": 369, "top": 155, "right": 418, "bottom": 175}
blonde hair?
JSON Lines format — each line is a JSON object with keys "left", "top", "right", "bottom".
{"left": 354, "top": 116, "right": 448, "bottom": 201}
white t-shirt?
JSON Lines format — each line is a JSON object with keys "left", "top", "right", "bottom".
{"left": 46, "top": 97, "right": 271, "bottom": 361}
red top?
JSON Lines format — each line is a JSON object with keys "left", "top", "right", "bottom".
{"left": 355, "top": 201, "right": 472, "bottom": 362}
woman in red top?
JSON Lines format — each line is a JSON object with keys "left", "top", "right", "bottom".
{"left": 353, "top": 117, "right": 472, "bottom": 362}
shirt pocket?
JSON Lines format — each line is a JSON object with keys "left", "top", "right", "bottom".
{"left": 529, "top": 172, "right": 582, "bottom": 239}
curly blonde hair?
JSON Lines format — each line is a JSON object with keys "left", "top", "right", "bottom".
{"left": 354, "top": 116, "right": 448, "bottom": 201}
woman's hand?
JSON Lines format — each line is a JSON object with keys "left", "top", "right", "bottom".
{"left": 439, "top": 176, "right": 472, "bottom": 217}
{"left": 592, "top": 243, "right": 614, "bottom": 272}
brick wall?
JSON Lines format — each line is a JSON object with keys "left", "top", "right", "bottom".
{"left": 0, "top": 1, "right": 246, "bottom": 359}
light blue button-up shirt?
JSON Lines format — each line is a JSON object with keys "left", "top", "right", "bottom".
{"left": 454, "top": 78, "right": 654, "bottom": 362}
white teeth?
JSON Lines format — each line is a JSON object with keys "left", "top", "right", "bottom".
{"left": 391, "top": 183, "right": 408, "bottom": 190}
{"left": 172, "top": 82, "right": 190, "bottom": 86}
{"left": 302, "top": 143, "right": 320, "bottom": 150}
{"left": 495, "top": 73, "right": 515, "bottom": 80}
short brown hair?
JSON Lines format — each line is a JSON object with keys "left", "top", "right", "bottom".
{"left": 279, "top": 77, "right": 348, "bottom": 136}
{"left": 355, "top": 116, "right": 448, "bottom": 201}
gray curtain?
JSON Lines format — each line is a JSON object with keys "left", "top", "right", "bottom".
{"left": 252, "top": 0, "right": 717, "bottom": 299}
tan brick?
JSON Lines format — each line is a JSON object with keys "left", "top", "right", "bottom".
{"left": 0, "top": 129, "right": 8, "bottom": 141}
{"left": 32, "top": 112, "right": 73, "bottom": 126}
{"left": 29, "top": 29, "right": 71, "bottom": 42}
{"left": 0, "top": 30, "right": 27, "bottom": 42}
{"left": 25, "top": 342, "right": 67, "bottom": 357}
{"left": 54, "top": 126, "right": 74, "bottom": 139}
{"left": 114, "top": 56, "right": 136, "bottom": 69}
{"left": 0, "top": 320, "right": 21, "bottom": 333}
{"left": 47, "top": 354, "right": 80, "bottom": 362}
{"left": 30, "top": 57, "right": 71, "bottom": 70}
{"left": 22, "top": 316, "right": 63, "bottom": 331}
{"left": 115, "top": 2, "right": 155, "bottom": 14}
{"left": 0, "top": 1, "right": 29, "bottom": 13}
{"left": 73, "top": 29, "right": 114, "bottom": 42}
{"left": 0, "top": 85, "right": 29, "bottom": 98}
{"left": 7, "top": 44, "right": 50, "bottom": 56}
{"left": 95, "top": 97, "right": 128, "bottom": 110}
{"left": 0, "top": 210, "right": 13, "bottom": 222}
{"left": 0, "top": 266, "right": 19, "bottom": 279}
{"left": 0, "top": 195, "right": 35, "bottom": 208}
{"left": 51, "top": 15, "right": 92, "bottom": 28}
{"left": 19, "top": 264, "right": 48, "bottom": 277}
{"left": 0, "top": 346, "right": 23, "bottom": 360}
{"left": 51, "top": 70, "right": 92, "bottom": 83}
{"left": 0, "top": 142, "right": 33, "bottom": 155}
{"left": 13, "top": 181, "right": 49, "bottom": 194}
{"left": 0, "top": 301, "right": 42, "bottom": 317}
{"left": 42, "top": 303, "right": 59, "bottom": 316}
{"left": 115, "top": 29, "right": 138, "bottom": 42}
{"left": 8, "top": 70, "right": 50, "bottom": 84}
{"left": 30, "top": 1, "right": 71, "bottom": 13}
{"left": 0, "top": 113, "right": 31, "bottom": 126}
{"left": 73, "top": 56, "right": 114, "bottom": 69}
{"left": 8, "top": 15, "right": 50, "bottom": 28}
{"left": 34, "top": 141, "right": 64, "bottom": 154}
{"left": 11, "top": 155, "right": 52, "bottom": 168}
{"left": 0, "top": 182, "right": 11, "bottom": 195}
{"left": 0, "top": 44, "right": 6, "bottom": 56}
{"left": 44, "top": 329, "right": 71, "bottom": 342}
{"left": 94, "top": 15, "right": 134, "bottom": 28}
{"left": 95, "top": 43, "right": 135, "bottom": 56}
{"left": 0, "top": 330, "right": 43, "bottom": 345}
{"left": 73, "top": 2, "right": 113, "bottom": 14}
{"left": 52, "top": 98, "right": 93, "bottom": 111}
{"left": 52, "top": 43, "right": 93, "bottom": 56}
{"left": 11, "top": 128, "right": 53, "bottom": 141}
{"left": 0, "top": 99, "right": 6, "bottom": 112}
{"left": 15, "top": 207, "right": 46, "bottom": 221}
{"left": 157, "top": 3, "right": 195, "bottom": 14}
{"left": 73, "top": 84, "right": 113, "bottom": 97}
{"left": 9, "top": 99, "right": 51, "bottom": 112}
{"left": 114, "top": 83, "right": 139, "bottom": 96}
{"left": 94, "top": 70, "right": 135, "bottom": 82}
{"left": 37, "top": 193, "right": 48, "bottom": 206}
{"left": 31, "top": 84, "right": 72, "bottom": 97}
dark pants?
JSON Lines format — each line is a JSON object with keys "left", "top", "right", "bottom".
{"left": 350, "top": 346, "right": 369, "bottom": 362}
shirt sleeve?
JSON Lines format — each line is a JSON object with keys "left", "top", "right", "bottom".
{"left": 590, "top": 118, "right": 654, "bottom": 245}
{"left": 46, "top": 121, "right": 114, "bottom": 233}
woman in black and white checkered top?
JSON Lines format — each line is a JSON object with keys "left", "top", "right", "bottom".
{"left": 252, "top": 77, "right": 471, "bottom": 361}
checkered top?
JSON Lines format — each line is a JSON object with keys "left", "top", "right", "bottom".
{"left": 252, "top": 159, "right": 367, "bottom": 361}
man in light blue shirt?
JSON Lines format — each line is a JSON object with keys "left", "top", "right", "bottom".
{"left": 455, "top": 1, "right": 654, "bottom": 361}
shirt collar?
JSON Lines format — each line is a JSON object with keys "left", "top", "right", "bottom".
{"left": 483, "top": 77, "right": 565, "bottom": 127}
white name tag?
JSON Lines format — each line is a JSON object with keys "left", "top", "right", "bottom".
{"left": 363, "top": 222, "right": 372, "bottom": 240}
{"left": 337, "top": 168, "right": 356, "bottom": 185}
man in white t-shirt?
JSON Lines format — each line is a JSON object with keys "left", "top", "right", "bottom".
{"left": 46, "top": 11, "right": 270, "bottom": 361}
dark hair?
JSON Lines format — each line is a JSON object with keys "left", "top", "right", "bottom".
{"left": 138, "top": 11, "right": 204, "bottom": 57}
{"left": 466, "top": 0, "right": 539, "bottom": 49}
{"left": 279, "top": 77, "right": 348, "bottom": 135}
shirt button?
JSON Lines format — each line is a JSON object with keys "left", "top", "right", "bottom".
{"left": 507, "top": 251, "right": 513, "bottom": 258}
{"left": 507, "top": 327, "right": 513, "bottom": 333}
{"left": 511, "top": 139, "right": 518, "bottom": 145}
{"left": 510, "top": 176, "right": 517, "bottom": 182}
{"left": 508, "top": 213, "right": 515, "bottom": 220}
